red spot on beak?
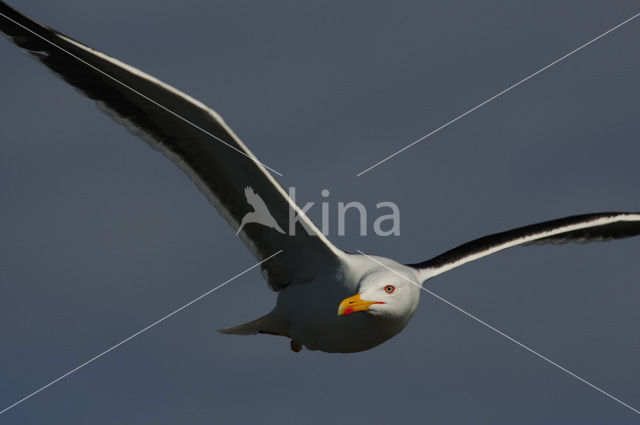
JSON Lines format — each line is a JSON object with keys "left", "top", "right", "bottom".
{"left": 342, "top": 307, "right": 355, "bottom": 316}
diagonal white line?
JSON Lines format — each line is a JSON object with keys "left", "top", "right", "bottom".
{"left": 0, "top": 11, "right": 283, "bottom": 177}
{"left": 356, "top": 250, "right": 640, "bottom": 415}
{"left": 0, "top": 250, "right": 282, "bottom": 416}
{"left": 356, "top": 10, "right": 640, "bottom": 177}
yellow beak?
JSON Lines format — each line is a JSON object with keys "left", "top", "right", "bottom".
{"left": 337, "top": 293, "right": 383, "bottom": 316}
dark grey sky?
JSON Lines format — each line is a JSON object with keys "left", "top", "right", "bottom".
{"left": 1, "top": 1, "right": 639, "bottom": 423}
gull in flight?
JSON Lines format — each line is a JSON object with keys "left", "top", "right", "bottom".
{"left": 2, "top": 2, "right": 639, "bottom": 353}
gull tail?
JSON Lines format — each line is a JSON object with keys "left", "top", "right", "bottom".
{"left": 218, "top": 312, "right": 288, "bottom": 337}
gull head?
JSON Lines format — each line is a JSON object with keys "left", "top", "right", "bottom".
{"left": 337, "top": 262, "right": 422, "bottom": 335}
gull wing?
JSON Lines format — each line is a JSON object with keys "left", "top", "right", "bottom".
{"left": 0, "top": 2, "right": 345, "bottom": 290}
{"left": 408, "top": 212, "right": 640, "bottom": 282}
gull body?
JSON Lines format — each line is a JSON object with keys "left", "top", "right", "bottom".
{"left": 255, "top": 255, "right": 422, "bottom": 353}
{"left": 1, "top": 2, "right": 639, "bottom": 353}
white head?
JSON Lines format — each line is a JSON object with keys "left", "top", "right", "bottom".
{"left": 337, "top": 265, "right": 422, "bottom": 332}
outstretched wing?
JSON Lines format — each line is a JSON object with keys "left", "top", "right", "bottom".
{"left": 408, "top": 212, "right": 640, "bottom": 281}
{"left": 0, "top": 2, "right": 345, "bottom": 290}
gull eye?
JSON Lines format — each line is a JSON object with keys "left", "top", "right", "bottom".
{"left": 384, "top": 285, "right": 396, "bottom": 294}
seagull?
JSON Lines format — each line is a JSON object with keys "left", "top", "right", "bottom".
{"left": 2, "top": 2, "right": 639, "bottom": 353}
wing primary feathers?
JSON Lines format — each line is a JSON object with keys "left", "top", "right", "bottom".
{"left": 408, "top": 212, "right": 640, "bottom": 281}
{"left": 0, "top": 3, "right": 283, "bottom": 177}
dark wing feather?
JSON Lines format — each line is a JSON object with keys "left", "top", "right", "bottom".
{"left": 408, "top": 212, "right": 640, "bottom": 280}
{"left": 0, "top": 2, "right": 344, "bottom": 290}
